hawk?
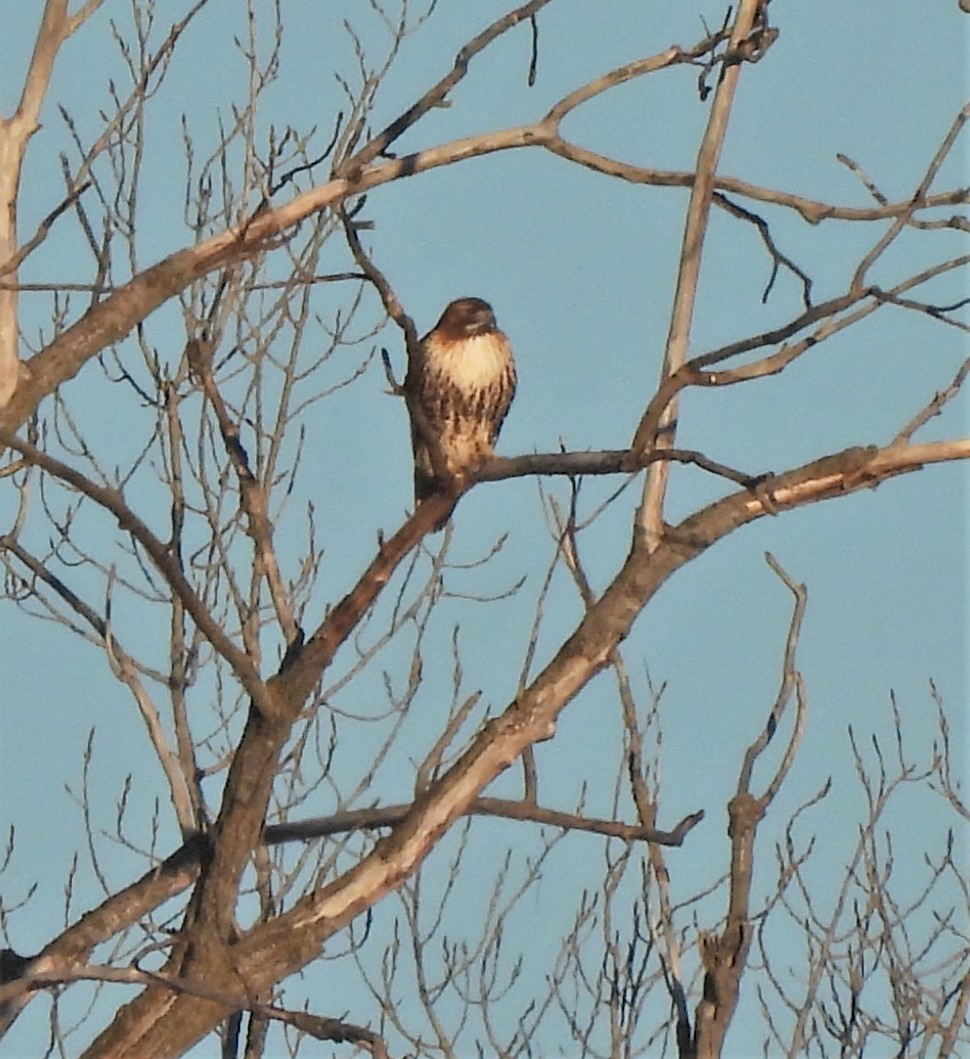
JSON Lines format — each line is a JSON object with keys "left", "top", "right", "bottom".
{"left": 405, "top": 297, "right": 516, "bottom": 529}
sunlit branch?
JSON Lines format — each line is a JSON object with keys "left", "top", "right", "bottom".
{"left": 894, "top": 355, "right": 970, "bottom": 443}
{"left": 479, "top": 448, "right": 760, "bottom": 486}
{"left": 11, "top": 428, "right": 967, "bottom": 1051}
{"left": 338, "top": 0, "right": 556, "bottom": 176}
{"left": 544, "top": 136, "right": 968, "bottom": 225}
{"left": 631, "top": 254, "right": 970, "bottom": 459}
{"left": 638, "top": 0, "right": 772, "bottom": 551}
{"left": 4, "top": 3, "right": 968, "bottom": 1054}
{"left": 5, "top": 14, "right": 963, "bottom": 440}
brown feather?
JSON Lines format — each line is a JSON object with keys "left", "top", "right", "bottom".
{"left": 404, "top": 298, "right": 516, "bottom": 529}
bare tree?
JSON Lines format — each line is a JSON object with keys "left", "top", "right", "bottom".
{"left": 1, "top": 2, "right": 966, "bottom": 1057}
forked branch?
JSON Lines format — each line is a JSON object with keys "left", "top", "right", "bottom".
{"left": 689, "top": 552, "right": 808, "bottom": 1059}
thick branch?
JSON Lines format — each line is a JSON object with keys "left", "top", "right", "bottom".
{"left": 0, "top": 0, "right": 71, "bottom": 406}
{"left": 79, "top": 436, "right": 968, "bottom": 1058}
{"left": 1, "top": 961, "right": 390, "bottom": 1059}
{"left": 267, "top": 798, "right": 704, "bottom": 847}
{"left": 177, "top": 493, "right": 452, "bottom": 950}
{"left": 5, "top": 432, "right": 964, "bottom": 1051}
{"left": 2, "top": 18, "right": 960, "bottom": 437}
{"left": 478, "top": 447, "right": 760, "bottom": 487}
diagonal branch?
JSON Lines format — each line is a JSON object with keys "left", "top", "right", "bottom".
{"left": 0, "top": 961, "right": 392, "bottom": 1059}
{"left": 172, "top": 494, "right": 453, "bottom": 973}
{"left": 337, "top": 0, "right": 556, "bottom": 176}
{"left": 850, "top": 102, "right": 970, "bottom": 291}
{"left": 637, "top": 0, "right": 773, "bottom": 549}
{"left": 630, "top": 253, "right": 969, "bottom": 463}
{"left": 893, "top": 355, "right": 970, "bottom": 443}
{"left": 73, "top": 434, "right": 968, "bottom": 1058}
{"left": 3, "top": 6, "right": 960, "bottom": 442}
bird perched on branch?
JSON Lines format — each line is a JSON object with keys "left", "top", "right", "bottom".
{"left": 404, "top": 297, "right": 516, "bottom": 531}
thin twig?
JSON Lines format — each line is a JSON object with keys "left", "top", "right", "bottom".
{"left": 0, "top": 425, "right": 272, "bottom": 717}
{"left": 893, "top": 355, "right": 970, "bottom": 444}
{"left": 186, "top": 337, "right": 299, "bottom": 645}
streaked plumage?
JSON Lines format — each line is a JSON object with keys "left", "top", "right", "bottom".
{"left": 404, "top": 297, "right": 516, "bottom": 528}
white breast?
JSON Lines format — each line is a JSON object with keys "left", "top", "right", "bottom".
{"left": 430, "top": 333, "right": 511, "bottom": 391}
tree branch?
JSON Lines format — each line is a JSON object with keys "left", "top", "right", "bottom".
{"left": 3, "top": 12, "right": 960, "bottom": 439}
{"left": 638, "top": 0, "right": 773, "bottom": 549}
{"left": 0, "top": 426, "right": 272, "bottom": 715}
{"left": 75, "top": 434, "right": 967, "bottom": 1058}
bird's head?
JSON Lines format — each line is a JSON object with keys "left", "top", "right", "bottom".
{"left": 435, "top": 297, "right": 497, "bottom": 338}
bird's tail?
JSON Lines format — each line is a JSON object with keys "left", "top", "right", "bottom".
{"left": 414, "top": 473, "right": 455, "bottom": 532}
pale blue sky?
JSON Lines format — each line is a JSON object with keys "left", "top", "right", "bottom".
{"left": 1, "top": 2, "right": 967, "bottom": 1056}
